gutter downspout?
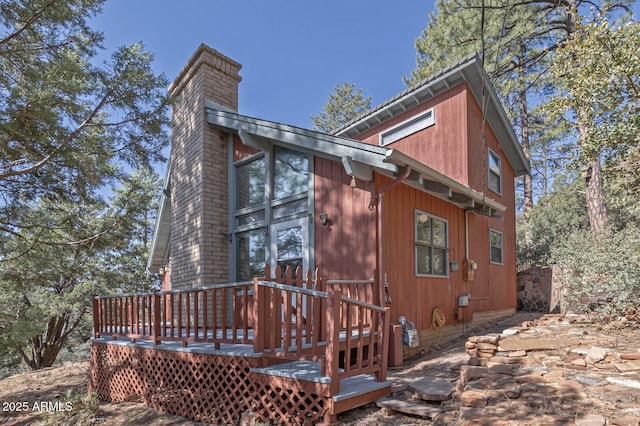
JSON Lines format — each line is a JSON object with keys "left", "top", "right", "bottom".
{"left": 465, "top": 209, "right": 470, "bottom": 260}
{"left": 370, "top": 166, "right": 412, "bottom": 307}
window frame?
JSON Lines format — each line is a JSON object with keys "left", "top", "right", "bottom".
{"left": 487, "top": 148, "right": 502, "bottom": 195}
{"left": 379, "top": 108, "right": 435, "bottom": 146}
{"left": 414, "top": 210, "right": 449, "bottom": 278}
{"left": 489, "top": 228, "right": 503, "bottom": 265}
{"left": 231, "top": 145, "right": 313, "bottom": 281}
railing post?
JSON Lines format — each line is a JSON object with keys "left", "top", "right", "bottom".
{"left": 253, "top": 277, "right": 264, "bottom": 354}
{"left": 326, "top": 289, "right": 342, "bottom": 396}
{"left": 92, "top": 297, "right": 101, "bottom": 338}
{"left": 153, "top": 290, "right": 161, "bottom": 345}
{"left": 378, "top": 307, "right": 391, "bottom": 381}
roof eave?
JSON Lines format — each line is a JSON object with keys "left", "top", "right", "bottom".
{"left": 146, "top": 161, "right": 172, "bottom": 274}
{"left": 385, "top": 149, "right": 507, "bottom": 214}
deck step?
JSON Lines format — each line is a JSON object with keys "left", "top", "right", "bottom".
{"left": 250, "top": 360, "right": 333, "bottom": 383}
{"left": 332, "top": 374, "right": 392, "bottom": 402}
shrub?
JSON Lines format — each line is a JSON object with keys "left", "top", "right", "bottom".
{"left": 551, "top": 225, "right": 640, "bottom": 319}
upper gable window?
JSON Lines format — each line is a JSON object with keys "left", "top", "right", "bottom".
{"left": 488, "top": 149, "right": 502, "bottom": 194}
{"left": 379, "top": 108, "right": 435, "bottom": 146}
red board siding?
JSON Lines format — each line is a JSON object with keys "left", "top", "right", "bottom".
{"left": 354, "top": 84, "right": 471, "bottom": 186}
{"left": 465, "top": 89, "right": 518, "bottom": 313}
{"left": 377, "top": 174, "right": 516, "bottom": 333}
{"left": 232, "top": 134, "right": 259, "bottom": 162}
{"left": 313, "top": 157, "right": 377, "bottom": 281}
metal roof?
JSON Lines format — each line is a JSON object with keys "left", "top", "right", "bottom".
{"left": 334, "top": 54, "right": 530, "bottom": 177}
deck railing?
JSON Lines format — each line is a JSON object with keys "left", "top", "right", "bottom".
{"left": 92, "top": 266, "right": 389, "bottom": 393}
{"left": 93, "top": 281, "right": 255, "bottom": 347}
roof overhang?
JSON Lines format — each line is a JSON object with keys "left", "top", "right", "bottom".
{"left": 206, "top": 103, "right": 506, "bottom": 215}
{"left": 335, "top": 55, "right": 530, "bottom": 177}
{"left": 205, "top": 102, "right": 398, "bottom": 180}
{"left": 147, "top": 161, "right": 171, "bottom": 274}
{"left": 385, "top": 149, "right": 506, "bottom": 215}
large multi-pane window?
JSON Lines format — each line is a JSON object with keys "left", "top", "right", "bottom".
{"left": 233, "top": 146, "right": 310, "bottom": 281}
{"left": 415, "top": 210, "right": 448, "bottom": 277}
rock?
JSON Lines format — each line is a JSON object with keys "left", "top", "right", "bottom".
{"left": 466, "top": 348, "right": 478, "bottom": 356}
{"left": 501, "top": 327, "right": 519, "bottom": 336}
{"left": 469, "top": 335, "right": 499, "bottom": 345}
{"left": 468, "top": 356, "right": 488, "bottom": 366}
{"left": 585, "top": 347, "right": 608, "bottom": 364}
{"left": 575, "top": 413, "right": 606, "bottom": 426}
{"left": 613, "top": 359, "right": 640, "bottom": 373}
{"left": 460, "top": 366, "right": 490, "bottom": 383}
{"left": 571, "top": 358, "right": 587, "bottom": 367}
{"left": 514, "top": 373, "right": 546, "bottom": 384}
{"left": 563, "top": 373, "right": 607, "bottom": 387}
{"left": 476, "top": 342, "right": 498, "bottom": 351}
{"left": 459, "top": 389, "right": 488, "bottom": 407}
{"left": 458, "top": 406, "right": 486, "bottom": 419}
{"left": 407, "top": 377, "right": 455, "bottom": 402}
{"left": 606, "top": 376, "right": 640, "bottom": 389}
{"left": 376, "top": 399, "right": 441, "bottom": 418}
{"left": 465, "top": 341, "right": 477, "bottom": 349}
{"left": 610, "top": 414, "right": 640, "bottom": 425}
{"left": 508, "top": 350, "right": 527, "bottom": 357}
{"left": 477, "top": 351, "right": 494, "bottom": 359}
{"left": 620, "top": 353, "right": 640, "bottom": 360}
{"left": 489, "top": 355, "right": 522, "bottom": 364}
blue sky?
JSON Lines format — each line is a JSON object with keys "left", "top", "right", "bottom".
{"left": 93, "top": 1, "right": 639, "bottom": 131}
{"left": 92, "top": 1, "right": 435, "bottom": 129}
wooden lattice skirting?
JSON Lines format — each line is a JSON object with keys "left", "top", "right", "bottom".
{"left": 89, "top": 342, "right": 330, "bottom": 425}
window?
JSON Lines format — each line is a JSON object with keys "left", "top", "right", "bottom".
{"left": 274, "top": 146, "right": 309, "bottom": 199}
{"left": 379, "top": 108, "right": 435, "bottom": 146}
{"left": 488, "top": 149, "right": 501, "bottom": 194}
{"left": 490, "top": 229, "right": 503, "bottom": 264}
{"left": 415, "top": 211, "right": 447, "bottom": 276}
{"left": 237, "top": 157, "right": 265, "bottom": 209}
{"left": 233, "top": 146, "right": 311, "bottom": 280}
{"left": 236, "top": 228, "right": 266, "bottom": 281}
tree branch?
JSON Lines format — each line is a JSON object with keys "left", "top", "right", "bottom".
{"left": 0, "top": 0, "right": 58, "bottom": 46}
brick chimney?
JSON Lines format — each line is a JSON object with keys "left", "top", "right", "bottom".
{"left": 168, "top": 44, "right": 242, "bottom": 289}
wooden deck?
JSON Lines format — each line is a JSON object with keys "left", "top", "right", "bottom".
{"left": 90, "top": 267, "right": 391, "bottom": 425}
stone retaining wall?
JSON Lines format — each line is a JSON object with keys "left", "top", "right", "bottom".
{"left": 517, "top": 266, "right": 562, "bottom": 313}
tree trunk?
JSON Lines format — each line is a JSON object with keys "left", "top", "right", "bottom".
{"left": 23, "top": 312, "right": 82, "bottom": 370}
{"left": 518, "top": 53, "right": 534, "bottom": 220}
{"left": 584, "top": 158, "right": 608, "bottom": 233}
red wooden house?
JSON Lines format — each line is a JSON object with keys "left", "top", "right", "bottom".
{"left": 90, "top": 44, "right": 528, "bottom": 424}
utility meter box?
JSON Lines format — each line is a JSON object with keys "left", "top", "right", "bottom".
{"left": 458, "top": 295, "right": 470, "bottom": 307}
{"left": 463, "top": 259, "right": 476, "bottom": 281}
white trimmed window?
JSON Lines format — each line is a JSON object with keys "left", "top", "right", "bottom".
{"left": 488, "top": 149, "right": 501, "bottom": 194}
{"left": 415, "top": 210, "right": 448, "bottom": 277}
{"left": 489, "top": 229, "right": 503, "bottom": 264}
{"left": 380, "top": 108, "right": 435, "bottom": 146}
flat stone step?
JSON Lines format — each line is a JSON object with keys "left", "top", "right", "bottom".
{"left": 408, "top": 377, "right": 455, "bottom": 401}
{"left": 376, "top": 399, "right": 441, "bottom": 418}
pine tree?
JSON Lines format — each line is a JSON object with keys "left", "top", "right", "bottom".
{"left": 311, "top": 82, "right": 371, "bottom": 134}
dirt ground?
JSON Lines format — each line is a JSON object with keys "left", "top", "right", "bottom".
{"left": 1, "top": 312, "right": 638, "bottom": 425}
